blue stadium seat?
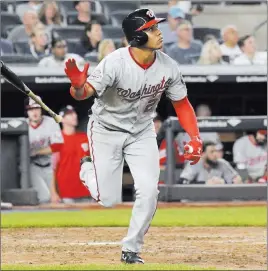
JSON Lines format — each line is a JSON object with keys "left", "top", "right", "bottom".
{"left": 101, "top": 1, "right": 140, "bottom": 22}
{"left": 84, "top": 51, "right": 99, "bottom": 63}
{"left": 67, "top": 11, "right": 108, "bottom": 25}
{"left": 1, "top": 54, "right": 39, "bottom": 64}
{"left": 51, "top": 26, "right": 84, "bottom": 41}
{"left": 1, "top": 12, "right": 21, "bottom": 39}
{"left": 110, "top": 10, "right": 132, "bottom": 26}
{"left": 193, "top": 27, "right": 221, "bottom": 43}
{"left": 102, "top": 25, "right": 124, "bottom": 39}
{"left": 13, "top": 41, "right": 30, "bottom": 54}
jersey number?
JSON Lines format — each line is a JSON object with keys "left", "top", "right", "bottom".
{"left": 144, "top": 98, "right": 158, "bottom": 113}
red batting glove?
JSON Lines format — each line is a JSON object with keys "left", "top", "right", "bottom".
{"left": 184, "top": 136, "right": 203, "bottom": 165}
{"left": 64, "top": 59, "right": 90, "bottom": 89}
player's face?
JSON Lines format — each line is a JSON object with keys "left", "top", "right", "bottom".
{"left": 63, "top": 111, "right": 78, "bottom": 127}
{"left": 33, "top": 30, "right": 48, "bottom": 47}
{"left": 53, "top": 41, "right": 67, "bottom": 59}
{"left": 87, "top": 24, "right": 103, "bottom": 43}
{"left": 255, "top": 132, "right": 267, "bottom": 146}
{"left": 242, "top": 36, "right": 256, "bottom": 54}
{"left": 177, "top": 25, "right": 193, "bottom": 43}
{"left": 204, "top": 145, "right": 218, "bottom": 162}
{"left": 224, "top": 28, "right": 239, "bottom": 45}
{"left": 45, "top": 3, "right": 56, "bottom": 19}
{"left": 27, "top": 108, "right": 42, "bottom": 122}
{"left": 144, "top": 24, "right": 163, "bottom": 50}
{"left": 77, "top": 1, "right": 90, "bottom": 12}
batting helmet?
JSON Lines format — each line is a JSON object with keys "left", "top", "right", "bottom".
{"left": 24, "top": 96, "right": 42, "bottom": 110}
{"left": 122, "top": 8, "right": 166, "bottom": 47}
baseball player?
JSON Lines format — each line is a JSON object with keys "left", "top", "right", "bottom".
{"left": 26, "top": 97, "right": 63, "bottom": 203}
{"left": 233, "top": 130, "right": 267, "bottom": 182}
{"left": 64, "top": 9, "right": 202, "bottom": 264}
{"left": 51, "top": 105, "right": 91, "bottom": 204}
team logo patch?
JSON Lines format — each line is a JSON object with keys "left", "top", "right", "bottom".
{"left": 146, "top": 10, "right": 155, "bottom": 18}
{"left": 89, "top": 69, "right": 103, "bottom": 82}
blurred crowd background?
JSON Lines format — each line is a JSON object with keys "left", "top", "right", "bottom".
{"left": 1, "top": 0, "right": 267, "bottom": 207}
{"left": 1, "top": 0, "right": 267, "bottom": 66}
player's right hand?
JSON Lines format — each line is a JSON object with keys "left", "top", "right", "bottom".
{"left": 184, "top": 136, "right": 203, "bottom": 165}
{"left": 64, "top": 59, "right": 90, "bottom": 89}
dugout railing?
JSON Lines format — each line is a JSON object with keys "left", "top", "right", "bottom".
{"left": 159, "top": 116, "right": 267, "bottom": 202}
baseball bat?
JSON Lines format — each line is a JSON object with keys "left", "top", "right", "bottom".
{"left": 0, "top": 61, "right": 62, "bottom": 123}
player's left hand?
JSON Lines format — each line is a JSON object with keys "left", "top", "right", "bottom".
{"left": 184, "top": 136, "right": 203, "bottom": 165}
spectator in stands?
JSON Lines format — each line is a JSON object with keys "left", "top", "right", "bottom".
{"left": 8, "top": 10, "right": 39, "bottom": 43}
{"left": 179, "top": 141, "right": 242, "bottom": 184}
{"left": 198, "top": 39, "right": 226, "bottom": 65}
{"left": 158, "top": 6, "right": 185, "bottom": 47}
{"left": 176, "top": 1, "right": 204, "bottom": 23}
{"left": 70, "top": 0, "right": 91, "bottom": 26}
{"left": 0, "top": 38, "right": 14, "bottom": 55}
{"left": 39, "top": 35, "right": 85, "bottom": 67}
{"left": 166, "top": 20, "right": 202, "bottom": 64}
{"left": 38, "top": 1, "right": 62, "bottom": 27}
{"left": 220, "top": 25, "right": 241, "bottom": 63}
{"left": 28, "top": 24, "right": 50, "bottom": 59}
{"left": 16, "top": 0, "right": 42, "bottom": 20}
{"left": 51, "top": 105, "right": 92, "bottom": 204}
{"left": 233, "top": 35, "right": 267, "bottom": 65}
{"left": 98, "top": 39, "right": 116, "bottom": 62}
{"left": 233, "top": 130, "right": 267, "bottom": 183}
{"left": 79, "top": 21, "right": 102, "bottom": 56}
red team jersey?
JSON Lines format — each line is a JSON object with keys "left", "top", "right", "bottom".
{"left": 54, "top": 132, "right": 91, "bottom": 198}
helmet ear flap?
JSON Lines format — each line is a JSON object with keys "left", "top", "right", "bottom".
{"left": 130, "top": 31, "right": 148, "bottom": 47}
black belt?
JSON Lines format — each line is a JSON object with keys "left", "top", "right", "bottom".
{"left": 33, "top": 162, "right": 51, "bottom": 168}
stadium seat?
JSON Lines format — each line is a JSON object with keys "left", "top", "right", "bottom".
{"left": 193, "top": 27, "right": 221, "bottom": 43}
{"left": 1, "top": 12, "right": 22, "bottom": 39}
{"left": 110, "top": 10, "right": 132, "bottom": 26}
{"left": 155, "top": 12, "right": 168, "bottom": 19}
{"left": 13, "top": 41, "right": 30, "bottom": 54}
{"left": 84, "top": 51, "right": 99, "bottom": 63}
{"left": 1, "top": 54, "right": 39, "bottom": 64}
{"left": 1, "top": 2, "right": 8, "bottom": 11}
{"left": 101, "top": 1, "right": 140, "bottom": 22}
{"left": 51, "top": 26, "right": 84, "bottom": 41}
{"left": 102, "top": 25, "right": 124, "bottom": 39}
{"left": 59, "top": 0, "right": 100, "bottom": 13}
{"left": 67, "top": 11, "right": 108, "bottom": 25}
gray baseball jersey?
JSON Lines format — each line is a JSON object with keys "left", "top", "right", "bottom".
{"left": 28, "top": 116, "right": 63, "bottom": 203}
{"left": 88, "top": 47, "right": 187, "bottom": 133}
{"left": 28, "top": 115, "right": 63, "bottom": 166}
{"left": 80, "top": 47, "right": 187, "bottom": 254}
{"left": 233, "top": 135, "right": 267, "bottom": 179}
{"left": 180, "top": 158, "right": 239, "bottom": 184}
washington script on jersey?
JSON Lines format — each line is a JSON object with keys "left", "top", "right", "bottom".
{"left": 117, "top": 76, "right": 173, "bottom": 102}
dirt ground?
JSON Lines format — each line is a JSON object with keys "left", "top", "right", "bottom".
{"left": 1, "top": 226, "right": 266, "bottom": 270}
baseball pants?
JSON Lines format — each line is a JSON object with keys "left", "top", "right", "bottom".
{"left": 80, "top": 117, "right": 160, "bottom": 253}
{"left": 30, "top": 163, "right": 53, "bottom": 204}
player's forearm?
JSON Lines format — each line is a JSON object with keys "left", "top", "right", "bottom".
{"left": 70, "top": 82, "right": 95, "bottom": 101}
{"left": 35, "top": 146, "right": 53, "bottom": 156}
{"left": 172, "top": 97, "right": 200, "bottom": 139}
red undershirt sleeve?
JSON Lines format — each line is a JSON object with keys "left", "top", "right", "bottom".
{"left": 172, "top": 97, "right": 200, "bottom": 139}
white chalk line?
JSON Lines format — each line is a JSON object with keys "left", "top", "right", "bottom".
{"left": 69, "top": 241, "right": 122, "bottom": 246}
